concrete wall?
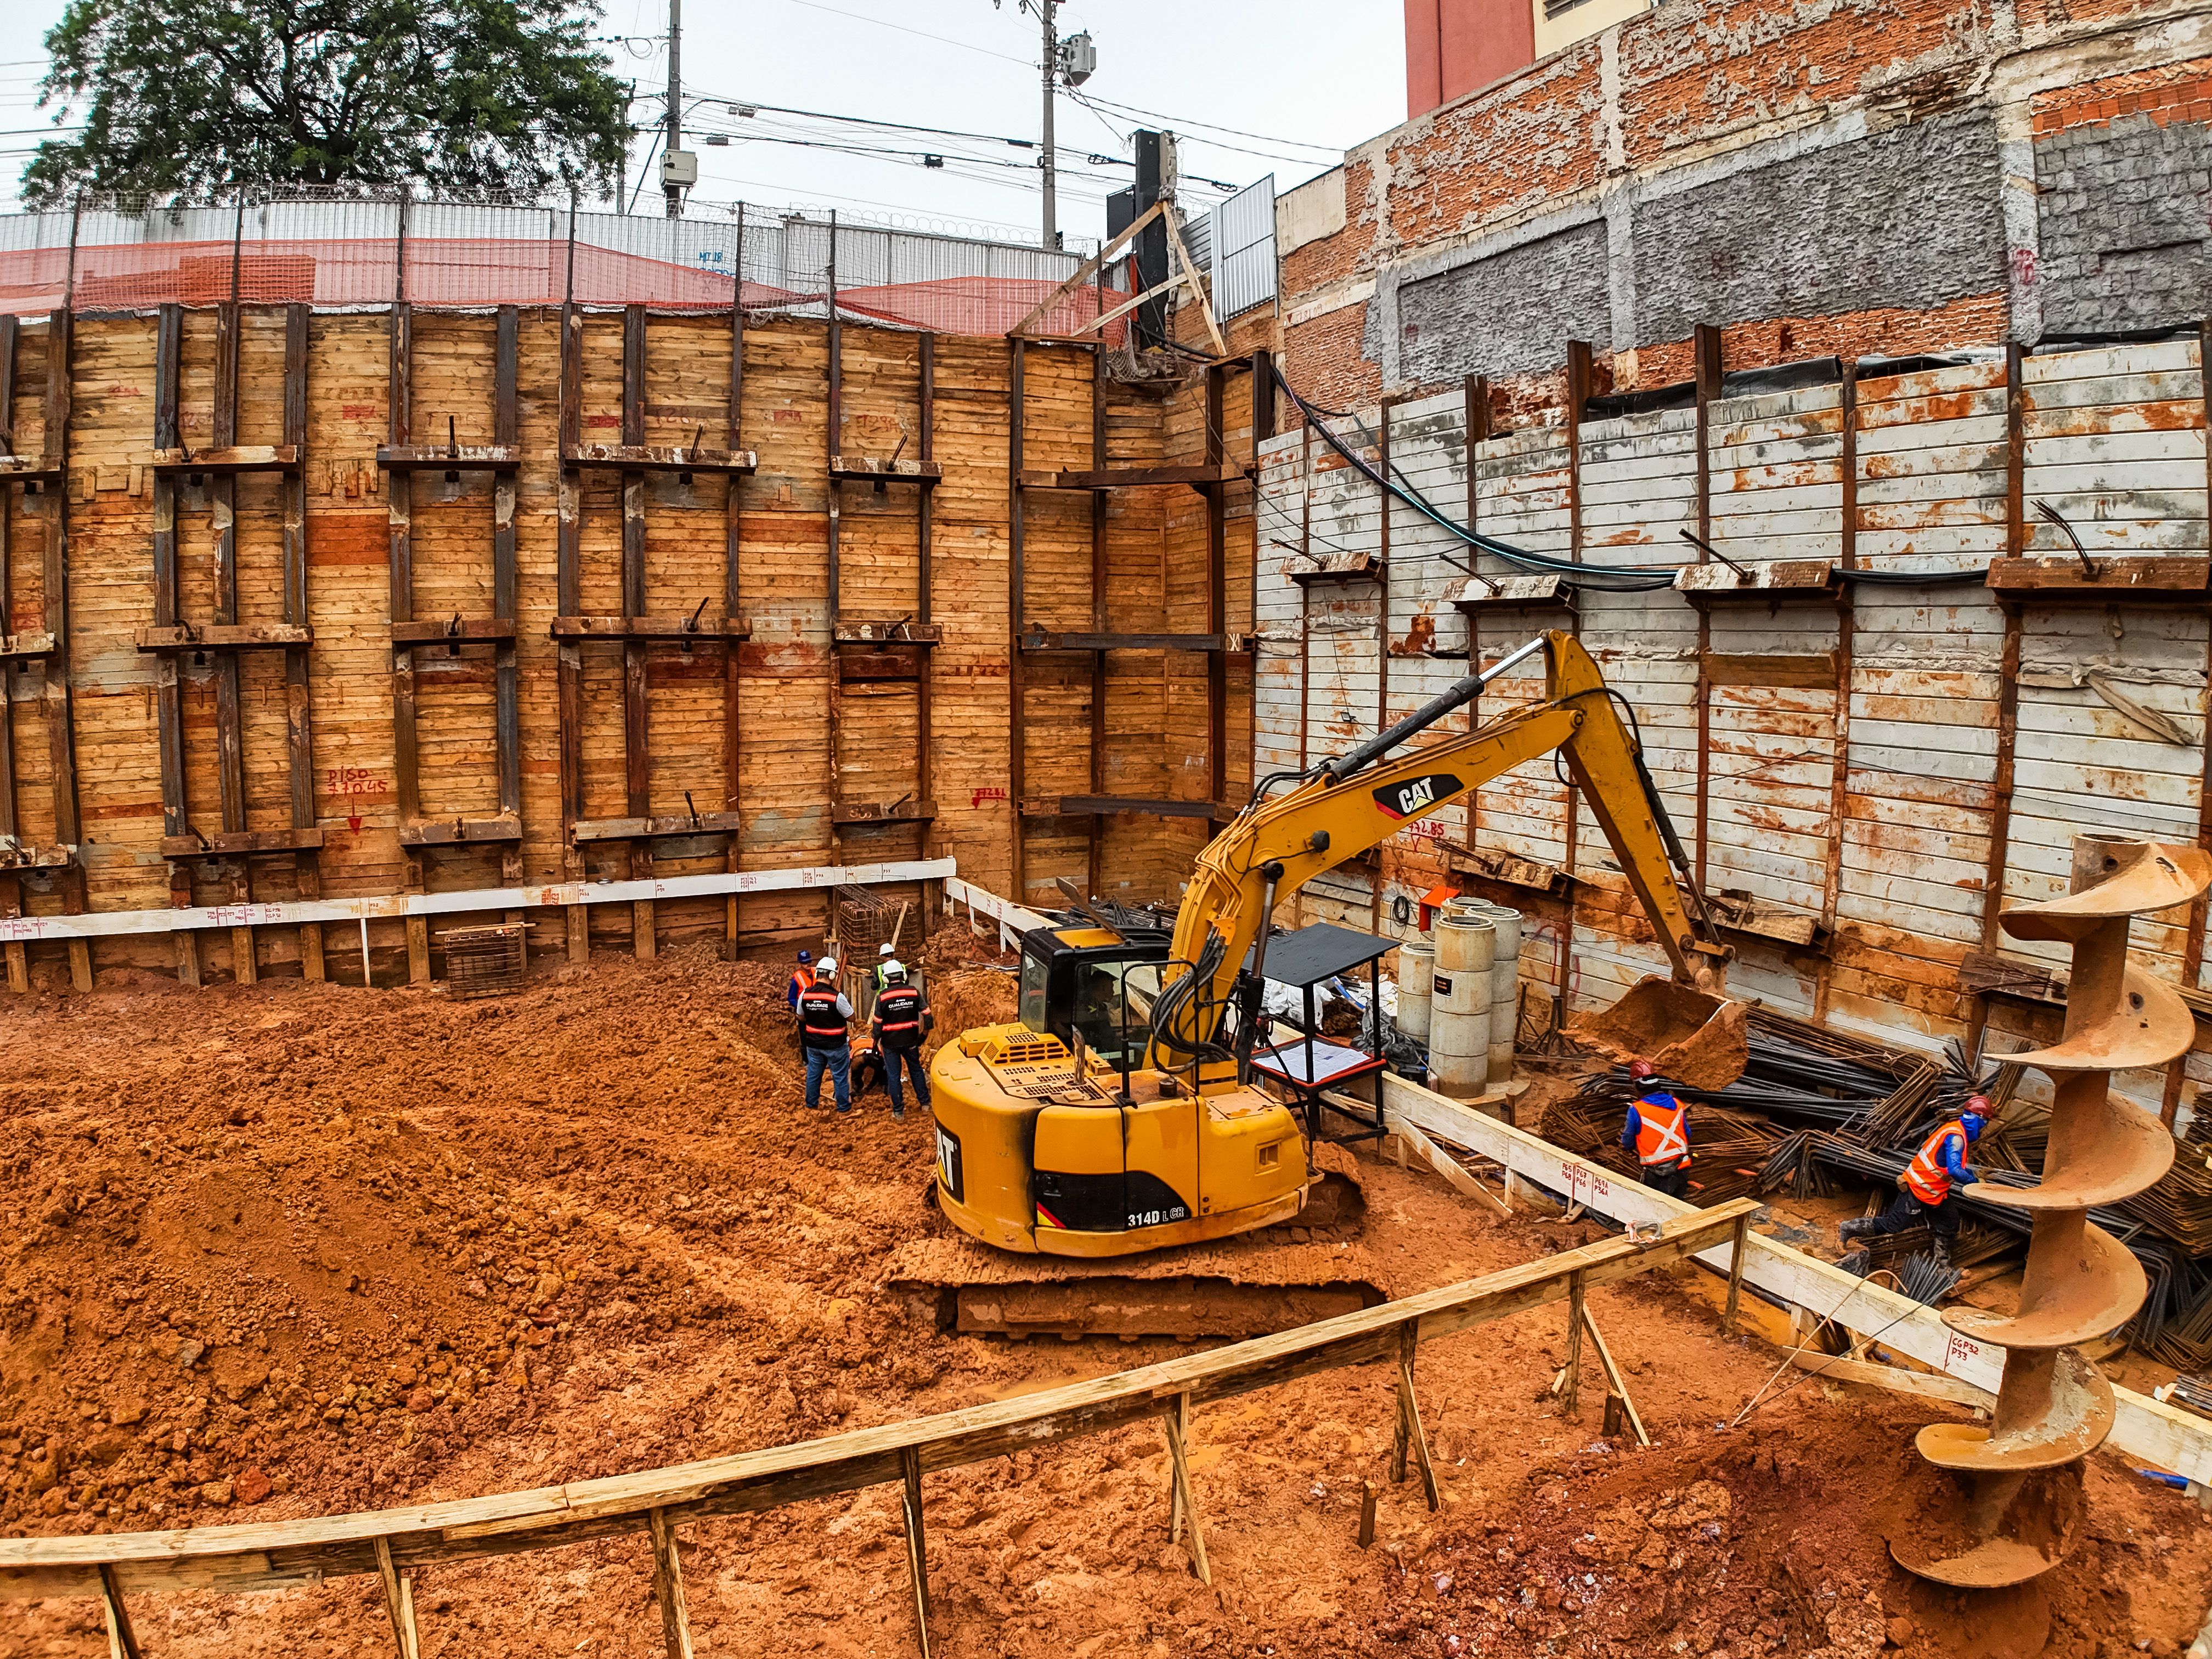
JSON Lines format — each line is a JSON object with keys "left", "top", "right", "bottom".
{"left": 1283, "top": 0, "right": 2212, "bottom": 409}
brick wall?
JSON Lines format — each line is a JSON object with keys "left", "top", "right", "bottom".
{"left": 1276, "top": 0, "right": 2212, "bottom": 409}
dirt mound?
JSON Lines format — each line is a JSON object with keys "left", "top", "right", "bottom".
{"left": 1374, "top": 1396, "right": 2207, "bottom": 1659}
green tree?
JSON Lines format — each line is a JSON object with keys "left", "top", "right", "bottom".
{"left": 24, "top": 0, "right": 631, "bottom": 207}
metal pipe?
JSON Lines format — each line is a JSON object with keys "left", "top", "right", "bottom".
{"left": 1235, "top": 861, "right": 1284, "bottom": 1085}
{"left": 1320, "top": 634, "right": 1547, "bottom": 782}
{"left": 1678, "top": 528, "right": 1753, "bottom": 582}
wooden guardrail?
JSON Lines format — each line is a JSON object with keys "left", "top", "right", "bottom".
{"left": 0, "top": 1200, "right": 1758, "bottom": 1659}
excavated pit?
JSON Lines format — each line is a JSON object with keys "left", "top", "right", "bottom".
{"left": 0, "top": 935, "right": 2202, "bottom": 1658}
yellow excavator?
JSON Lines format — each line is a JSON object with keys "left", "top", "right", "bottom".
{"left": 905, "top": 630, "right": 1748, "bottom": 1336}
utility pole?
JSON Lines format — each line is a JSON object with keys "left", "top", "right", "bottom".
{"left": 1039, "top": 0, "right": 1057, "bottom": 250}
{"left": 663, "top": 0, "right": 685, "bottom": 219}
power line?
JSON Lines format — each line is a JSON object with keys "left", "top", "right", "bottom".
{"left": 1073, "top": 91, "right": 1345, "bottom": 157}
{"left": 1065, "top": 90, "right": 1317, "bottom": 171}
{"left": 766, "top": 0, "right": 1035, "bottom": 67}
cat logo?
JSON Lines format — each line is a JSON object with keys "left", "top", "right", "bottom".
{"left": 1373, "top": 771, "right": 1463, "bottom": 821}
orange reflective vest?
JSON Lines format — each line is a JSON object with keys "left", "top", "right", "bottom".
{"left": 788, "top": 968, "right": 812, "bottom": 1007}
{"left": 1904, "top": 1120, "right": 1968, "bottom": 1204}
{"left": 1634, "top": 1094, "right": 1691, "bottom": 1167}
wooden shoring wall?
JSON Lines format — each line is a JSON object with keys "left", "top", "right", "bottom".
{"left": 1257, "top": 329, "right": 2212, "bottom": 1126}
{"left": 0, "top": 306, "right": 1257, "bottom": 989}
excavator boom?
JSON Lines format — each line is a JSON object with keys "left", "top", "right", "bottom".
{"left": 1153, "top": 629, "right": 1737, "bottom": 1085}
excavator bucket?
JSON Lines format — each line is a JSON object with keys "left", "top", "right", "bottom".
{"left": 1569, "top": 975, "right": 1750, "bottom": 1090}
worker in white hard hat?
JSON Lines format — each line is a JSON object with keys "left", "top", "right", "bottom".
{"left": 870, "top": 960, "right": 934, "bottom": 1121}
{"left": 873, "top": 940, "right": 897, "bottom": 990}
{"left": 795, "top": 957, "right": 856, "bottom": 1114}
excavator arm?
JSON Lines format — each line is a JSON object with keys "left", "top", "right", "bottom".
{"left": 1153, "top": 630, "right": 1729, "bottom": 1076}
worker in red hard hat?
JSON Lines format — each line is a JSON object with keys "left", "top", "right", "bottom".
{"left": 1839, "top": 1094, "right": 1991, "bottom": 1273}
{"left": 1618, "top": 1058, "right": 1692, "bottom": 1200}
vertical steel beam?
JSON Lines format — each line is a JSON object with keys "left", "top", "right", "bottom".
{"left": 1206, "top": 362, "right": 1227, "bottom": 814}
{"left": 723, "top": 254, "right": 747, "bottom": 957}
{"left": 557, "top": 298, "right": 588, "bottom": 962}
{"left": 0, "top": 314, "right": 19, "bottom": 992}
{"left": 1814, "top": 358, "right": 1858, "bottom": 1022}
{"left": 151, "top": 303, "right": 195, "bottom": 985}
{"left": 281, "top": 304, "right": 321, "bottom": 983}
{"left": 1008, "top": 337, "right": 1027, "bottom": 905}
{"left": 1973, "top": 341, "right": 2029, "bottom": 1054}
{"left": 1691, "top": 324, "right": 1722, "bottom": 893}
{"left": 620, "top": 305, "right": 655, "bottom": 959}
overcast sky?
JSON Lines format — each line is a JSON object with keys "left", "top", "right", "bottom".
{"left": 0, "top": 1, "right": 1404, "bottom": 244}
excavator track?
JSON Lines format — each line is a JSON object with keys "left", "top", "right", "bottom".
{"left": 893, "top": 1146, "right": 1385, "bottom": 1339}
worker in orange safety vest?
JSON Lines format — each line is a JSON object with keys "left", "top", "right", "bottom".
{"left": 1617, "top": 1058, "right": 1692, "bottom": 1200}
{"left": 1838, "top": 1096, "right": 1989, "bottom": 1272}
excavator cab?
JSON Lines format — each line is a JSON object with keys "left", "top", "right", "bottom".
{"left": 1015, "top": 924, "right": 1171, "bottom": 1071}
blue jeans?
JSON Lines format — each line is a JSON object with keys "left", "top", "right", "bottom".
{"left": 804, "top": 1045, "right": 851, "bottom": 1112}
{"left": 882, "top": 1043, "right": 929, "bottom": 1114}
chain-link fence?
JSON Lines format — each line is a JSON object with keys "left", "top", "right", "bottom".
{"left": 0, "top": 193, "right": 1124, "bottom": 338}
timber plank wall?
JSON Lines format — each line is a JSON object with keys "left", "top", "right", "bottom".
{"left": 0, "top": 307, "right": 1258, "bottom": 986}
{"left": 1258, "top": 331, "right": 2212, "bottom": 1127}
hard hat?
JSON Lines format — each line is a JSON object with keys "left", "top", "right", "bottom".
{"left": 797, "top": 948, "right": 812, "bottom": 964}
{"left": 816, "top": 957, "right": 838, "bottom": 977}
{"left": 884, "top": 960, "right": 907, "bottom": 983}
{"left": 878, "top": 942, "right": 895, "bottom": 957}
{"left": 1628, "top": 1058, "right": 1656, "bottom": 1082}
{"left": 1961, "top": 1094, "right": 1991, "bottom": 1133}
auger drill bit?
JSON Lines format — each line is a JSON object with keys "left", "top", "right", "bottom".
{"left": 1890, "top": 833, "right": 2212, "bottom": 1588}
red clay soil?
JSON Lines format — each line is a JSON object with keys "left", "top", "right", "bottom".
{"left": 0, "top": 936, "right": 2204, "bottom": 1657}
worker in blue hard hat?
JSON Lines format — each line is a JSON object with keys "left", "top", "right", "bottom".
{"left": 1839, "top": 1096, "right": 1990, "bottom": 1273}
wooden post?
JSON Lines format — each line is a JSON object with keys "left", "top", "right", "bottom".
{"left": 1393, "top": 1319, "right": 1441, "bottom": 1510}
{"left": 899, "top": 1446, "right": 932, "bottom": 1658}
{"left": 97, "top": 1562, "right": 142, "bottom": 1659}
{"left": 1723, "top": 1210, "right": 1751, "bottom": 1333}
{"left": 1160, "top": 1392, "right": 1212, "bottom": 1583}
{"left": 1561, "top": 1269, "right": 1587, "bottom": 1415}
{"left": 647, "top": 1506, "right": 696, "bottom": 1659}
{"left": 374, "top": 1536, "right": 422, "bottom": 1659}
{"left": 1357, "top": 1479, "right": 1378, "bottom": 1548}
{"left": 1579, "top": 1301, "right": 1650, "bottom": 1448}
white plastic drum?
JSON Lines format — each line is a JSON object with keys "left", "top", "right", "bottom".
{"left": 1429, "top": 914, "right": 1494, "bottom": 1100}
{"left": 1395, "top": 939, "right": 1435, "bottom": 1043}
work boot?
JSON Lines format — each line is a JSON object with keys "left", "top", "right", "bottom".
{"left": 892, "top": 1105, "right": 906, "bottom": 1121}
{"left": 1837, "top": 1217, "right": 1875, "bottom": 1247}
{"left": 1838, "top": 1248, "right": 1872, "bottom": 1278}
{"left": 1931, "top": 1237, "right": 1954, "bottom": 1273}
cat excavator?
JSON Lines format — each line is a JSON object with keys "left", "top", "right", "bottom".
{"left": 895, "top": 630, "right": 1748, "bottom": 1337}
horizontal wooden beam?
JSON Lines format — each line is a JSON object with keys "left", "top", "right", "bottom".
{"left": 562, "top": 445, "right": 757, "bottom": 476}
{"left": 0, "top": 460, "right": 61, "bottom": 486}
{"left": 836, "top": 653, "right": 927, "bottom": 682}
{"left": 1019, "top": 463, "right": 1251, "bottom": 492}
{"left": 550, "top": 616, "right": 753, "bottom": 642}
{"left": 0, "top": 842, "right": 73, "bottom": 871}
{"left": 160, "top": 828, "right": 326, "bottom": 859}
{"left": 572, "top": 810, "right": 746, "bottom": 843}
{"left": 829, "top": 457, "right": 943, "bottom": 486}
{"left": 0, "top": 1197, "right": 1753, "bottom": 1600}
{"left": 1985, "top": 554, "right": 2210, "bottom": 605}
{"left": 0, "top": 631, "right": 57, "bottom": 661}
{"left": 833, "top": 800, "right": 938, "bottom": 826}
{"left": 832, "top": 621, "right": 943, "bottom": 646}
{"left": 136, "top": 624, "right": 314, "bottom": 652}
{"left": 0, "top": 858, "right": 952, "bottom": 943}
{"left": 1025, "top": 795, "right": 1234, "bottom": 821}
{"left": 1705, "top": 652, "right": 1836, "bottom": 690}
{"left": 149, "top": 445, "right": 300, "bottom": 476}
{"left": 390, "top": 619, "right": 520, "bottom": 645}
{"left": 1020, "top": 630, "right": 1224, "bottom": 653}
{"left": 376, "top": 444, "right": 521, "bottom": 473}
{"left": 397, "top": 816, "right": 524, "bottom": 848}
